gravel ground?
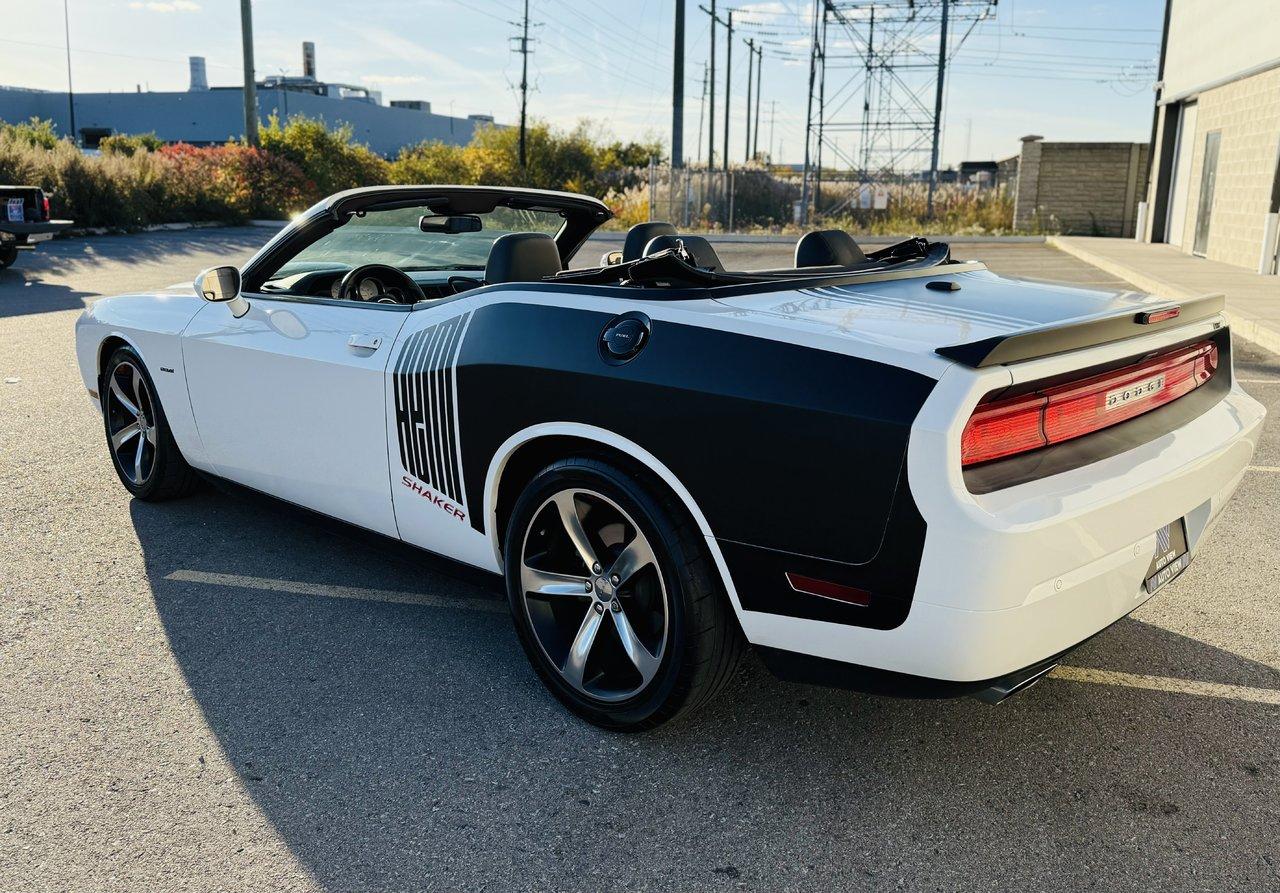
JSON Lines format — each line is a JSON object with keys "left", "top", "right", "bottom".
{"left": 2, "top": 228, "right": 1278, "bottom": 892}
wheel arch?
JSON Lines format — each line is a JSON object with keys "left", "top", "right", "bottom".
{"left": 483, "top": 423, "right": 746, "bottom": 617}
{"left": 97, "top": 334, "right": 137, "bottom": 384}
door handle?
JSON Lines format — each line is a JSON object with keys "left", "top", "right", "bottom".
{"left": 348, "top": 333, "right": 382, "bottom": 351}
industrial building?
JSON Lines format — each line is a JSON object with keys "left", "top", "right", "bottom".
{"left": 0, "top": 42, "right": 499, "bottom": 158}
{"left": 1143, "top": 0, "right": 1280, "bottom": 271}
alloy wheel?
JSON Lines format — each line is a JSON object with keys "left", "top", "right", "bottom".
{"left": 105, "top": 360, "right": 158, "bottom": 486}
{"left": 519, "top": 488, "right": 669, "bottom": 702}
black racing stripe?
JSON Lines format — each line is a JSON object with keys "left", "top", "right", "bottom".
{"left": 456, "top": 302, "right": 936, "bottom": 578}
{"left": 392, "top": 313, "right": 471, "bottom": 505}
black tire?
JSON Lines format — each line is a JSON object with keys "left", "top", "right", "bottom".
{"left": 0, "top": 246, "right": 17, "bottom": 269}
{"left": 504, "top": 456, "right": 745, "bottom": 731}
{"left": 101, "top": 346, "right": 199, "bottom": 501}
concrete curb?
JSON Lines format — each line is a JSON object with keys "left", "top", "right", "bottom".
{"left": 1047, "top": 235, "right": 1280, "bottom": 357}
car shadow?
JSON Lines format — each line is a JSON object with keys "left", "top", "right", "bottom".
{"left": 0, "top": 267, "right": 96, "bottom": 319}
{"left": 0, "top": 228, "right": 272, "bottom": 319}
{"left": 128, "top": 485, "right": 1280, "bottom": 891}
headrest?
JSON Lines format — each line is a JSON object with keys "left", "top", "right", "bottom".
{"left": 795, "top": 229, "right": 866, "bottom": 268}
{"left": 622, "top": 221, "right": 678, "bottom": 261}
{"left": 485, "top": 232, "right": 562, "bottom": 284}
{"left": 642, "top": 234, "right": 724, "bottom": 272}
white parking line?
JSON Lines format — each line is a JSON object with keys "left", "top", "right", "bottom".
{"left": 1248, "top": 466, "right": 1280, "bottom": 473}
{"left": 164, "top": 569, "right": 507, "bottom": 613}
{"left": 1051, "top": 665, "right": 1280, "bottom": 705}
{"left": 1235, "top": 378, "right": 1280, "bottom": 384}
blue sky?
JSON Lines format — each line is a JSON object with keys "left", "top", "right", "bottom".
{"left": 1, "top": 0, "right": 1163, "bottom": 165}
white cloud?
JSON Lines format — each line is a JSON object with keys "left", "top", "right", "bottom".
{"left": 128, "top": 0, "right": 201, "bottom": 11}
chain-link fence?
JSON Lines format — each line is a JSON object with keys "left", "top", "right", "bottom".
{"left": 635, "top": 161, "right": 1012, "bottom": 234}
{"left": 641, "top": 163, "right": 805, "bottom": 230}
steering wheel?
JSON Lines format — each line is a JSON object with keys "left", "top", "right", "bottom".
{"left": 337, "top": 264, "right": 426, "bottom": 305}
{"left": 447, "top": 275, "right": 483, "bottom": 295}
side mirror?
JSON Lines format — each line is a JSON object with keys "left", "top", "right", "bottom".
{"left": 195, "top": 265, "right": 250, "bottom": 318}
{"left": 600, "top": 250, "right": 624, "bottom": 266}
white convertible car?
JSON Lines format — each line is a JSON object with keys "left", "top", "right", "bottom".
{"left": 75, "top": 185, "right": 1266, "bottom": 729}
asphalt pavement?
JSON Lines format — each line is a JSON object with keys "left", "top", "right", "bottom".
{"left": 2, "top": 228, "right": 1278, "bottom": 892}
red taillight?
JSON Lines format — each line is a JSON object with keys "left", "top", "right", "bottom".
{"left": 41, "top": 195, "right": 50, "bottom": 221}
{"left": 961, "top": 341, "right": 1219, "bottom": 467}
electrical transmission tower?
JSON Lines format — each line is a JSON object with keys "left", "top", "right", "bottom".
{"left": 804, "top": 0, "right": 995, "bottom": 217}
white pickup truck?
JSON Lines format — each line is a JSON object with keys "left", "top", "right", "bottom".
{"left": 0, "top": 185, "right": 73, "bottom": 269}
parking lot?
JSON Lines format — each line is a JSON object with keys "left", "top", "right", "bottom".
{"left": 3, "top": 228, "right": 1279, "bottom": 891}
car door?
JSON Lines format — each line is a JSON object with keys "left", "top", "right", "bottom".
{"left": 183, "top": 295, "right": 410, "bottom": 538}
{"left": 384, "top": 300, "right": 497, "bottom": 572}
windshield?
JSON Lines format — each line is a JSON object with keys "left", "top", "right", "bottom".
{"left": 268, "top": 204, "right": 566, "bottom": 280}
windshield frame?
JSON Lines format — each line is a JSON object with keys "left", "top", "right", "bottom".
{"left": 241, "top": 185, "right": 612, "bottom": 294}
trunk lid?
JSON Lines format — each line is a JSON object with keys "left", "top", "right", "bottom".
{"left": 712, "top": 267, "right": 1207, "bottom": 374}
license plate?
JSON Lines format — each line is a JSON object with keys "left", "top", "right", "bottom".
{"left": 26, "top": 232, "right": 52, "bottom": 243}
{"left": 1106, "top": 374, "right": 1165, "bottom": 411}
{"left": 1145, "top": 518, "right": 1190, "bottom": 594}
{"left": 6, "top": 197, "right": 23, "bottom": 222}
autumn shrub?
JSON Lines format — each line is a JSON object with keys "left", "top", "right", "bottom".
{"left": 157, "top": 143, "right": 313, "bottom": 221}
{"left": 389, "top": 120, "right": 662, "bottom": 196}
{"left": 99, "top": 132, "right": 164, "bottom": 157}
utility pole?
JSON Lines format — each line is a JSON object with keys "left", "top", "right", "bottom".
{"left": 860, "top": 6, "right": 875, "bottom": 184}
{"left": 800, "top": 0, "right": 819, "bottom": 224}
{"left": 698, "top": 1, "right": 722, "bottom": 170}
{"left": 696, "top": 63, "right": 708, "bottom": 165}
{"left": 927, "top": 0, "right": 950, "bottom": 217}
{"left": 672, "top": 0, "right": 685, "bottom": 167}
{"left": 752, "top": 45, "right": 763, "bottom": 160}
{"left": 517, "top": 0, "right": 532, "bottom": 169}
{"left": 743, "top": 37, "right": 753, "bottom": 163}
{"left": 815, "top": 4, "right": 828, "bottom": 211}
{"left": 769, "top": 100, "right": 776, "bottom": 164}
{"left": 239, "top": 0, "right": 258, "bottom": 147}
{"left": 722, "top": 9, "right": 732, "bottom": 172}
{"left": 62, "top": 0, "right": 76, "bottom": 144}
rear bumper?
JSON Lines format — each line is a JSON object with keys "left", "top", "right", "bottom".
{"left": 736, "top": 326, "right": 1265, "bottom": 683}
{"left": 1, "top": 220, "right": 72, "bottom": 246}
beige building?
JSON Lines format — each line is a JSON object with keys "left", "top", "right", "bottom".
{"left": 1012, "top": 137, "right": 1149, "bottom": 237}
{"left": 1144, "top": 0, "right": 1280, "bottom": 271}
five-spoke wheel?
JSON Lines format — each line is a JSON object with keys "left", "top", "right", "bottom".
{"left": 100, "top": 346, "right": 199, "bottom": 501}
{"left": 519, "top": 488, "right": 668, "bottom": 702}
{"left": 505, "top": 457, "right": 744, "bottom": 730}
{"left": 105, "top": 360, "right": 158, "bottom": 487}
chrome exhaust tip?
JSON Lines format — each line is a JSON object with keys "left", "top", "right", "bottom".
{"left": 972, "top": 662, "right": 1059, "bottom": 705}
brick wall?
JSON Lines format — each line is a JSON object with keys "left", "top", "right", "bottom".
{"left": 1174, "top": 67, "right": 1280, "bottom": 268}
{"left": 1013, "top": 139, "right": 1149, "bottom": 237}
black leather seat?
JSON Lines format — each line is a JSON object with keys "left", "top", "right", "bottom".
{"left": 642, "top": 234, "right": 724, "bottom": 272}
{"left": 622, "top": 221, "right": 677, "bottom": 262}
{"left": 795, "top": 229, "right": 866, "bottom": 268}
{"left": 484, "top": 232, "right": 562, "bottom": 284}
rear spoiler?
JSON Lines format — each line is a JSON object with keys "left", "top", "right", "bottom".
{"left": 936, "top": 293, "right": 1226, "bottom": 368}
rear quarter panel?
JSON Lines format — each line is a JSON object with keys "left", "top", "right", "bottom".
{"left": 455, "top": 300, "right": 937, "bottom": 565}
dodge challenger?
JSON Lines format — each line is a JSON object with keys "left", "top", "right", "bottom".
{"left": 74, "top": 185, "right": 1266, "bottom": 730}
